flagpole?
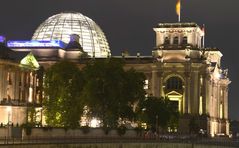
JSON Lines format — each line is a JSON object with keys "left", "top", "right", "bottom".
{"left": 179, "top": 0, "right": 181, "bottom": 22}
{"left": 203, "top": 24, "right": 205, "bottom": 48}
{"left": 178, "top": 12, "right": 181, "bottom": 22}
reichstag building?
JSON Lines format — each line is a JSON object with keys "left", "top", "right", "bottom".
{"left": 0, "top": 12, "right": 230, "bottom": 137}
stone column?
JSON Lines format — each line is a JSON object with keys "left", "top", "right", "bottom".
{"left": 15, "top": 70, "right": 20, "bottom": 102}
{"left": 205, "top": 75, "right": 211, "bottom": 115}
{"left": 0, "top": 65, "right": 3, "bottom": 100}
{"left": 223, "top": 86, "right": 229, "bottom": 119}
{"left": 191, "top": 71, "right": 199, "bottom": 114}
{"left": 184, "top": 72, "right": 190, "bottom": 114}
{"left": 211, "top": 81, "right": 215, "bottom": 118}
{"left": 152, "top": 65, "right": 160, "bottom": 97}
{"left": 202, "top": 74, "right": 207, "bottom": 114}
{"left": 158, "top": 63, "right": 164, "bottom": 97}
{"left": 215, "top": 81, "right": 219, "bottom": 118}
{"left": 33, "top": 72, "right": 37, "bottom": 103}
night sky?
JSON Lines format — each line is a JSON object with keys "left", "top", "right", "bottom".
{"left": 0, "top": 0, "right": 238, "bottom": 120}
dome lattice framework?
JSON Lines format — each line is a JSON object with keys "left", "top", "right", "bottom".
{"left": 32, "top": 12, "right": 110, "bottom": 57}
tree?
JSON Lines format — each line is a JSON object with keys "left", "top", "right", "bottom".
{"left": 137, "top": 96, "right": 179, "bottom": 131}
{"left": 81, "top": 58, "right": 145, "bottom": 128}
{"left": 43, "top": 60, "right": 84, "bottom": 128}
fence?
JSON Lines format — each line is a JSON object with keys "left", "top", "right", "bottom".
{"left": 0, "top": 136, "right": 239, "bottom": 148}
{"left": 0, "top": 127, "right": 238, "bottom": 147}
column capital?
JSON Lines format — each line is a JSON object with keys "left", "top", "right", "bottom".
{"left": 184, "top": 72, "right": 191, "bottom": 78}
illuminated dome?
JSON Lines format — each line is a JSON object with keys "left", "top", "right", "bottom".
{"left": 32, "top": 12, "right": 110, "bottom": 57}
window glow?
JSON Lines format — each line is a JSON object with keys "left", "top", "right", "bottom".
{"left": 200, "top": 76, "right": 203, "bottom": 85}
{"left": 35, "top": 108, "right": 42, "bottom": 124}
{"left": 167, "top": 92, "right": 182, "bottom": 112}
{"left": 28, "top": 87, "right": 33, "bottom": 102}
{"left": 220, "top": 103, "right": 223, "bottom": 119}
{"left": 144, "top": 80, "right": 149, "bottom": 89}
{"left": 199, "top": 96, "right": 203, "bottom": 115}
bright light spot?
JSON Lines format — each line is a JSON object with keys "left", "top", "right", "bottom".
{"left": 28, "top": 87, "right": 33, "bottom": 102}
{"left": 35, "top": 107, "right": 42, "bottom": 123}
{"left": 220, "top": 103, "right": 223, "bottom": 119}
{"left": 141, "top": 123, "right": 147, "bottom": 129}
{"left": 199, "top": 96, "right": 203, "bottom": 115}
{"left": 7, "top": 106, "right": 11, "bottom": 112}
{"left": 90, "top": 118, "right": 100, "bottom": 128}
{"left": 210, "top": 122, "right": 217, "bottom": 137}
{"left": 215, "top": 72, "right": 221, "bottom": 79}
{"left": 144, "top": 80, "right": 149, "bottom": 89}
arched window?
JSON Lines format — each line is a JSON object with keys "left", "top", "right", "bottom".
{"left": 173, "top": 36, "right": 179, "bottom": 45}
{"left": 164, "top": 37, "right": 170, "bottom": 44}
{"left": 166, "top": 77, "right": 183, "bottom": 90}
{"left": 182, "top": 36, "right": 188, "bottom": 44}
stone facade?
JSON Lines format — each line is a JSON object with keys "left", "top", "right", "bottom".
{"left": 0, "top": 50, "right": 43, "bottom": 126}
{"left": 124, "top": 22, "right": 230, "bottom": 136}
{"left": 0, "top": 22, "right": 230, "bottom": 137}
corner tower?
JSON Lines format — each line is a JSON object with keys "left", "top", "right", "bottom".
{"left": 153, "top": 22, "right": 205, "bottom": 62}
{"left": 150, "top": 22, "right": 230, "bottom": 137}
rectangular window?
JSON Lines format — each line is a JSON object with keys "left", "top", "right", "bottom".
{"left": 199, "top": 96, "right": 203, "bottom": 115}
{"left": 144, "top": 80, "right": 149, "bottom": 89}
{"left": 220, "top": 103, "right": 223, "bottom": 119}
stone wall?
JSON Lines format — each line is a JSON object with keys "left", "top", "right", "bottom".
{"left": 0, "top": 128, "right": 8, "bottom": 137}
{"left": 0, "top": 143, "right": 235, "bottom": 148}
{"left": 22, "top": 128, "right": 138, "bottom": 139}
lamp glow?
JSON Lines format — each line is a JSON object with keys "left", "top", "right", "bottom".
{"left": 90, "top": 118, "right": 100, "bottom": 128}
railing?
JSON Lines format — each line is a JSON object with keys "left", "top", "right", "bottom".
{"left": 0, "top": 136, "right": 238, "bottom": 147}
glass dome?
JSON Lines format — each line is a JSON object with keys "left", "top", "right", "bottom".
{"left": 32, "top": 12, "right": 110, "bottom": 57}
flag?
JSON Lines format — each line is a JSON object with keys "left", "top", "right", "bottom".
{"left": 176, "top": 0, "right": 181, "bottom": 16}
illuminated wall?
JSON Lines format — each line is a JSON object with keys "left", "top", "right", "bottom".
{"left": 0, "top": 55, "right": 43, "bottom": 126}
{"left": 123, "top": 22, "right": 230, "bottom": 137}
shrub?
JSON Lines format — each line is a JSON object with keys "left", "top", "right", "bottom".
{"left": 81, "top": 125, "right": 90, "bottom": 134}
{"left": 64, "top": 127, "right": 69, "bottom": 132}
{"left": 117, "top": 125, "right": 126, "bottom": 136}
{"left": 134, "top": 127, "right": 144, "bottom": 136}
{"left": 103, "top": 126, "right": 111, "bottom": 135}
{"left": 22, "top": 123, "right": 34, "bottom": 136}
{"left": 42, "top": 126, "right": 53, "bottom": 132}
